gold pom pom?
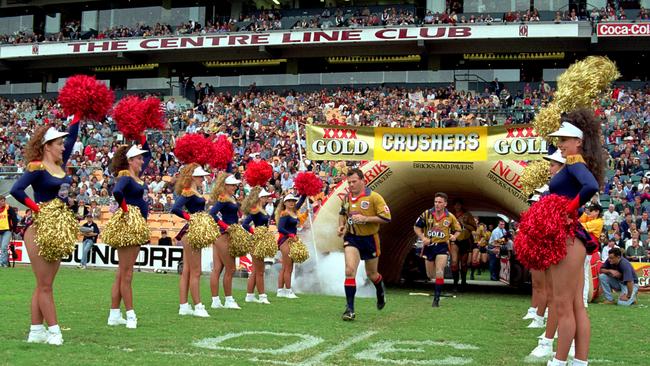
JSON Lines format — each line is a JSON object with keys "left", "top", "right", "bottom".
{"left": 251, "top": 226, "right": 278, "bottom": 259}
{"left": 34, "top": 199, "right": 79, "bottom": 262}
{"left": 187, "top": 212, "right": 220, "bottom": 250}
{"left": 288, "top": 237, "right": 309, "bottom": 263}
{"left": 555, "top": 56, "right": 620, "bottom": 112}
{"left": 533, "top": 102, "right": 561, "bottom": 141}
{"left": 227, "top": 224, "right": 251, "bottom": 257}
{"left": 520, "top": 160, "right": 550, "bottom": 197}
{"left": 102, "top": 205, "right": 150, "bottom": 247}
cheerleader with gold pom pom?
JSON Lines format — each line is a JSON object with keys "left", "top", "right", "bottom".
{"left": 171, "top": 163, "right": 215, "bottom": 318}
{"left": 103, "top": 138, "right": 151, "bottom": 329}
{"left": 208, "top": 172, "right": 244, "bottom": 310}
{"left": 10, "top": 123, "right": 81, "bottom": 346}
{"left": 275, "top": 193, "right": 306, "bottom": 299}
{"left": 241, "top": 187, "right": 275, "bottom": 305}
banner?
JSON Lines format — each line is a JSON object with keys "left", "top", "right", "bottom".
{"left": 597, "top": 23, "right": 650, "bottom": 37}
{"left": 11, "top": 241, "right": 250, "bottom": 273}
{"left": 1, "top": 24, "right": 580, "bottom": 59}
{"left": 306, "top": 124, "right": 547, "bottom": 162}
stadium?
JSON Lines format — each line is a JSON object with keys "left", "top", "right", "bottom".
{"left": 0, "top": 0, "right": 649, "bottom": 365}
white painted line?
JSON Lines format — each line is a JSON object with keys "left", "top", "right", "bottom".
{"left": 193, "top": 331, "right": 323, "bottom": 355}
{"left": 354, "top": 340, "right": 478, "bottom": 365}
{"left": 298, "top": 331, "right": 378, "bottom": 366}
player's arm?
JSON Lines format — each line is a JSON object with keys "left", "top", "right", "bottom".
{"left": 337, "top": 204, "right": 347, "bottom": 237}
{"left": 413, "top": 214, "right": 430, "bottom": 246}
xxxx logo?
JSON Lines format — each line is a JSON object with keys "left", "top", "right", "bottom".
{"left": 505, "top": 127, "right": 536, "bottom": 138}
{"left": 323, "top": 128, "right": 358, "bottom": 139}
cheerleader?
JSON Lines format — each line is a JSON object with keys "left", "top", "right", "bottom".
{"left": 171, "top": 163, "right": 212, "bottom": 317}
{"left": 241, "top": 187, "right": 274, "bottom": 304}
{"left": 529, "top": 150, "right": 565, "bottom": 359}
{"left": 276, "top": 193, "right": 306, "bottom": 298}
{"left": 545, "top": 111, "right": 604, "bottom": 366}
{"left": 209, "top": 173, "right": 242, "bottom": 309}
{"left": 106, "top": 137, "right": 151, "bottom": 329}
{"left": 10, "top": 123, "right": 79, "bottom": 345}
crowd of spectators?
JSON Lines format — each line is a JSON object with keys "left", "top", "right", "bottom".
{"left": 4, "top": 1, "right": 649, "bottom": 45}
{"left": 1, "top": 82, "right": 649, "bottom": 259}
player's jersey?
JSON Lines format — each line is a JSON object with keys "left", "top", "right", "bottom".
{"left": 339, "top": 188, "right": 391, "bottom": 236}
{"left": 414, "top": 209, "right": 461, "bottom": 244}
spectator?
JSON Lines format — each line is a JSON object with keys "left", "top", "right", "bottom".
{"left": 0, "top": 195, "right": 18, "bottom": 267}
{"left": 158, "top": 230, "right": 172, "bottom": 246}
{"left": 603, "top": 204, "right": 620, "bottom": 227}
{"left": 599, "top": 247, "right": 639, "bottom": 306}
{"left": 601, "top": 238, "right": 620, "bottom": 260}
{"left": 636, "top": 211, "right": 650, "bottom": 234}
{"left": 79, "top": 214, "right": 100, "bottom": 269}
{"left": 625, "top": 238, "right": 648, "bottom": 262}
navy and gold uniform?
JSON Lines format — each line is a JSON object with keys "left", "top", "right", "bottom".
{"left": 340, "top": 188, "right": 391, "bottom": 260}
{"left": 455, "top": 211, "right": 477, "bottom": 253}
{"left": 414, "top": 209, "right": 462, "bottom": 261}
{"left": 210, "top": 194, "right": 240, "bottom": 234}
{"left": 548, "top": 154, "right": 599, "bottom": 252}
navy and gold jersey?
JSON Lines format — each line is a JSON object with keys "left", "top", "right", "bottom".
{"left": 414, "top": 209, "right": 461, "bottom": 244}
{"left": 339, "top": 188, "right": 391, "bottom": 236}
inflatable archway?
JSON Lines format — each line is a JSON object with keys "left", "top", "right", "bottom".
{"left": 312, "top": 159, "right": 529, "bottom": 283}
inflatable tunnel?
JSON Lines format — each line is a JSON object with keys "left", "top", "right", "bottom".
{"left": 312, "top": 160, "right": 529, "bottom": 283}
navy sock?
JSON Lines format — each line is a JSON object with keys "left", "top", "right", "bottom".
{"left": 344, "top": 278, "right": 356, "bottom": 311}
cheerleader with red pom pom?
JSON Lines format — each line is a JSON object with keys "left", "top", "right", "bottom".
{"left": 517, "top": 110, "right": 604, "bottom": 366}
{"left": 208, "top": 171, "right": 243, "bottom": 310}
{"left": 105, "top": 96, "right": 164, "bottom": 329}
{"left": 10, "top": 74, "right": 112, "bottom": 345}
{"left": 275, "top": 192, "right": 306, "bottom": 299}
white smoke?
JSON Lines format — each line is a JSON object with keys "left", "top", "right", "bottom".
{"left": 290, "top": 226, "right": 376, "bottom": 298}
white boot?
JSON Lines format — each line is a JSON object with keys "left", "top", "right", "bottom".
{"left": 527, "top": 314, "right": 546, "bottom": 328}
{"left": 572, "top": 358, "right": 588, "bottom": 366}
{"left": 276, "top": 288, "right": 287, "bottom": 298}
{"left": 258, "top": 294, "right": 271, "bottom": 304}
{"left": 529, "top": 337, "right": 554, "bottom": 358}
{"left": 223, "top": 296, "right": 241, "bottom": 309}
{"left": 125, "top": 310, "right": 137, "bottom": 329}
{"left": 46, "top": 325, "right": 63, "bottom": 346}
{"left": 284, "top": 288, "right": 299, "bottom": 299}
{"left": 27, "top": 324, "right": 48, "bottom": 344}
{"left": 547, "top": 358, "right": 567, "bottom": 366}
{"left": 179, "top": 303, "right": 194, "bottom": 316}
{"left": 107, "top": 309, "right": 127, "bottom": 326}
{"left": 211, "top": 296, "right": 223, "bottom": 309}
{"left": 523, "top": 307, "right": 537, "bottom": 320}
{"left": 192, "top": 303, "right": 210, "bottom": 318}
{"left": 245, "top": 293, "right": 260, "bottom": 303}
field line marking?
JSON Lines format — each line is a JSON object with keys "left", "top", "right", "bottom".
{"left": 297, "top": 330, "right": 378, "bottom": 366}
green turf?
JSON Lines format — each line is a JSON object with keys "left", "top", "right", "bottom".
{"left": 1, "top": 266, "right": 648, "bottom": 366}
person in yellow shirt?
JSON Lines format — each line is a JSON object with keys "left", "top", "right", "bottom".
{"left": 413, "top": 192, "right": 462, "bottom": 307}
{"left": 579, "top": 203, "right": 604, "bottom": 308}
{"left": 0, "top": 195, "right": 18, "bottom": 267}
{"left": 338, "top": 169, "right": 391, "bottom": 321}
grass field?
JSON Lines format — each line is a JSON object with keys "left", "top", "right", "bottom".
{"left": 1, "top": 266, "right": 649, "bottom": 366}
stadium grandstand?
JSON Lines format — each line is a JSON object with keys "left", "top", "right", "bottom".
{"left": 0, "top": 0, "right": 649, "bottom": 279}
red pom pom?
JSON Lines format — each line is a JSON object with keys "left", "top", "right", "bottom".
{"left": 211, "top": 135, "right": 234, "bottom": 170}
{"left": 514, "top": 194, "right": 577, "bottom": 271}
{"left": 175, "top": 133, "right": 208, "bottom": 165}
{"left": 58, "top": 74, "right": 114, "bottom": 123}
{"left": 294, "top": 171, "right": 323, "bottom": 197}
{"left": 112, "top": 96, "right": 144, "bottom": 141}
{"left": 141, "top": 97, "right": 166, "bottom": 130}
{"left": 244, "top": 160, "right": 273, "bottom": 187}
